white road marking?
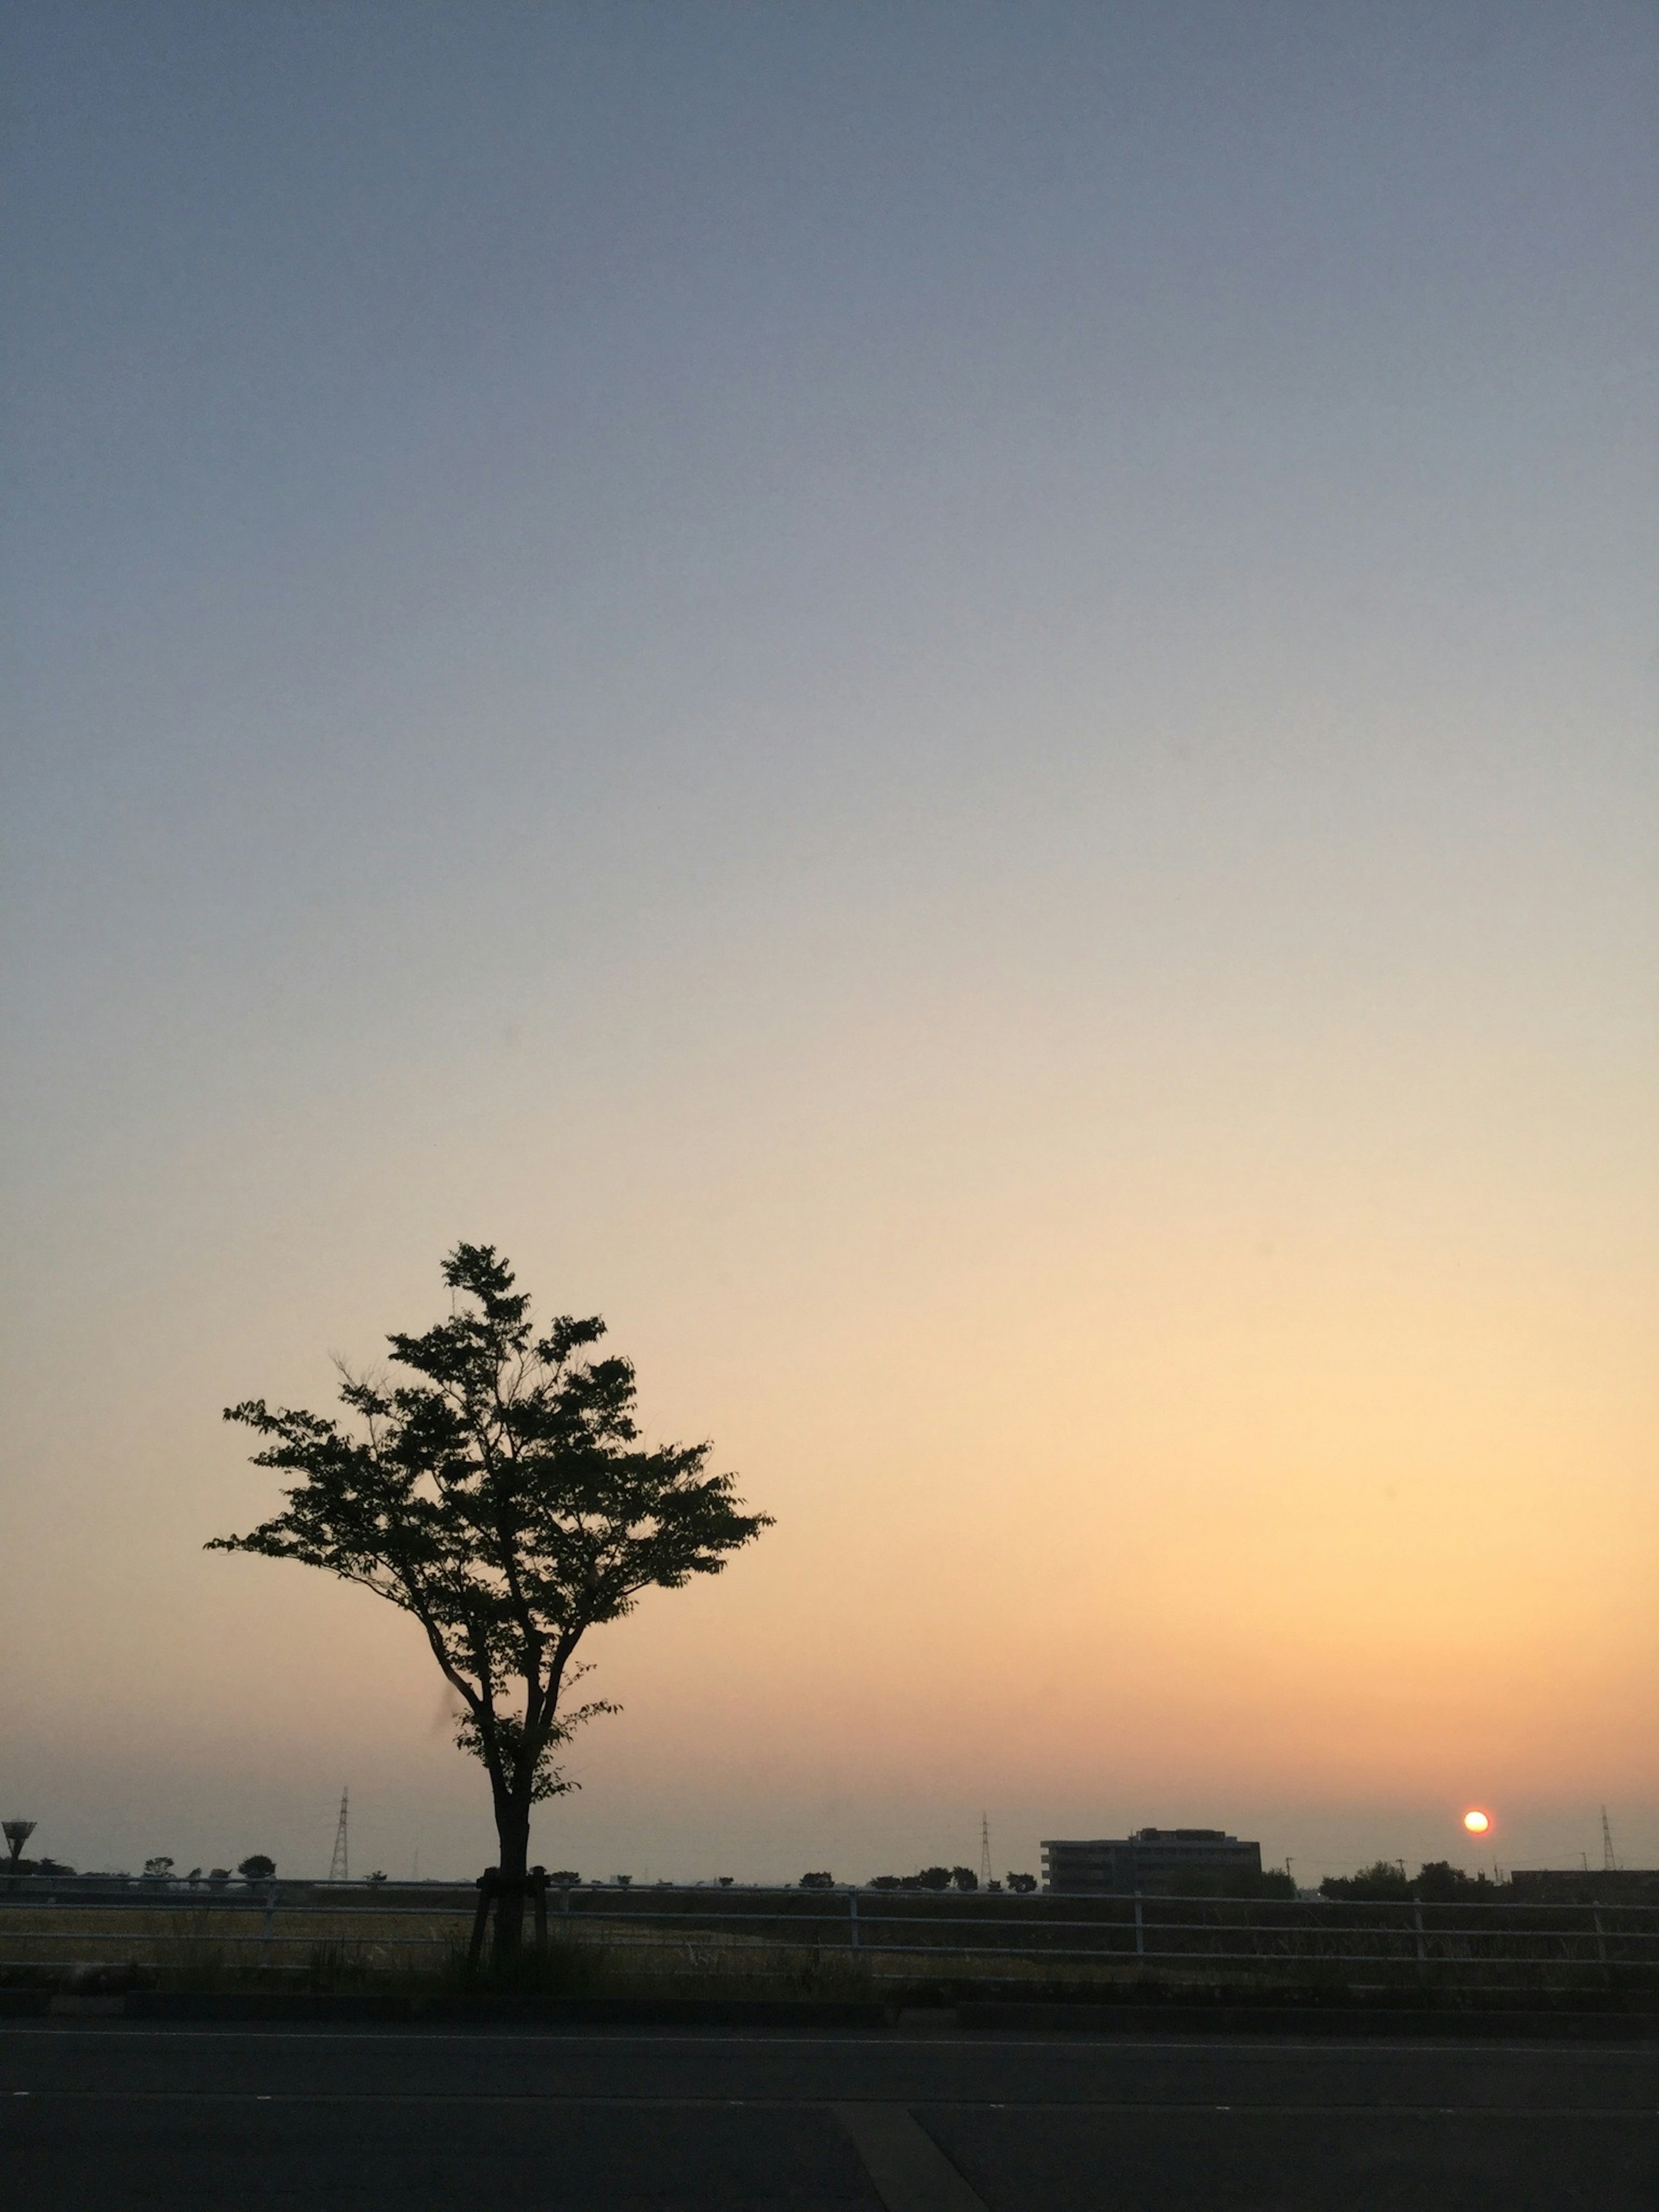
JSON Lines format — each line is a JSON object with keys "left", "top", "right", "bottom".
{"left": 834, "top": 2104, "right": 989, "bottom": 2212}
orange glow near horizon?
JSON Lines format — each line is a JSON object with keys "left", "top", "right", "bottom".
{"left": 1464, "top": 1810, "right": 1491, "bottom": 1835}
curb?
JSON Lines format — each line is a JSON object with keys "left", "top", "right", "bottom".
{"left": 958, "top": 2001, "right": 1659, "bottom": 2040}
{"left": 121, "top": 1993, "right": 889, "bottom": 2027}
{"left": 12, "top": 1989, "right": 1657, "bottom": 2039}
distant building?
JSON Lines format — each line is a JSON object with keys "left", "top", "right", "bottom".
{"left": 1041, "top": 1828, "right": 1262, "bottom": 1893}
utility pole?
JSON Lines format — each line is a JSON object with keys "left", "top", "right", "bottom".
{"left": 328, "top": 1788, "right": 350, "bottom": 1883}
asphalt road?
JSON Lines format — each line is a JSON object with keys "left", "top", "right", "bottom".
{"left": 2, "top": 2020, "right": 1656, "bottom": 2209}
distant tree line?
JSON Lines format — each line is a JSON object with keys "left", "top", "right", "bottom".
{"left": 1321, "top": 1859, "right": 1510, "bottom": 1903}
{"left": 4, "top": 1854, "right": 280, "bottom": 1884}
{"left": 794, "top": 1866, "right": 1041, "bottom": 1892}
{"left": 142, "top": 1854, "right": 277, "bottom": 1884}
{"left": 1163, "top": 1869, "right": 1297, "bottom": 1900}
{"left": 862, "top": 1865, "right": 981, "bottom": 1891}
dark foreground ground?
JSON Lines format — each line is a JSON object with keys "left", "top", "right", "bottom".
{"left": 2, "top": 2018, "right": 1656, "bottom": 2210}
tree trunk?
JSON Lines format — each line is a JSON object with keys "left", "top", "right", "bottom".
{"left": 492, "top": 1797, "right": 531, "bottom": 1957}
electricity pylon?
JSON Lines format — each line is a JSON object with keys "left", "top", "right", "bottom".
{"left": 979, "top": 1812, "right": 993, "bottom": 1891}
{"left": 328, "top": 1789, "right": 350, "bottom": 1884}
{"left": 1602, "top": 1805, "right": 1618, "bottom": 1873}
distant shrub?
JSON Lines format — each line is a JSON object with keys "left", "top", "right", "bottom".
{"left": 1167, "top": 1869, "right": 1297, "bottom": 1900}
{"left": 1412, "top": 1861, "right": 1504, "bottom": 1903}
{"left": 1321, "top": 1860, "right": 1412, "bottom": 1902}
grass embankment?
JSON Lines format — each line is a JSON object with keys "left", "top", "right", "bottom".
{"left": 0, "top": 1905, "right": 866, "bottom": 2000}
{"left": 4, "top": 1903, "right": 1656, "bottom": 2006}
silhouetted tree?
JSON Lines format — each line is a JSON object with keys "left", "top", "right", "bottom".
{"left": 1412, "top": 1861, "right": 1503, "bottom": 1903}
{"left": 867, "top": 1875, "right": 902, "bottom": 1890}
{"left": 213, "top": 1247, "right": 771, "bottom": 1955}
{"left": 914, "top": 1866, "right": 952, "bottom": 1891}
{"left": 142, "top": 1856, "right": 175, "bottom": 1881}
{"left": 950, "top": 1866, "right": 977, "bottom": 1891}
{"left": 1319, "top": 1859, "right": 1411, "bottom": 1902}
{"left": 237, "top": 1855, "right": 276, "bottom": 1882}
{"left": 1005, "top": 1872, "right": 1038, "bottom": 1893}
{"left": 799, "top": 1871, "right": 835, "bottom": 1888}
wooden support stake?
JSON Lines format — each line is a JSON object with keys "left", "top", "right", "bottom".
{"left": 468, "top": 1869, "right": 496, "bottom": 1970}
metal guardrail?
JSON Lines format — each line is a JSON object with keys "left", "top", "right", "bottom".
{"left": 4, "top": 1878, "right": 1659, "bottom": 1981}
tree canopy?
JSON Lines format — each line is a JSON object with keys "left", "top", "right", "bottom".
{"left": 211, "top": 1243, "right": 770, "bottom": 1945}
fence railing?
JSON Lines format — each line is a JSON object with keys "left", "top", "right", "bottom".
{"left": 4, "top": 1878, "right": 1659, "bottom": 1986}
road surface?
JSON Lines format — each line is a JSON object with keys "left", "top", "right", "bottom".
{"left": 2, "top": 2018, "right": 1655, "bottom": 2208}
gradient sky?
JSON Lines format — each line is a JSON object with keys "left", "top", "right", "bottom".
{"left": 3, "top": 3, "right": 1656, "bottom": 1887}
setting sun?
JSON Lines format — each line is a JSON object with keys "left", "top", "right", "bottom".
{"left": 1463, "top": 1810, "right": 1491, "bottom": 1835}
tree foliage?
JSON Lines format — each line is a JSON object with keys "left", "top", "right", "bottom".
{"left": 211, "top": 1244, "right": 771, "bottom": 1935}
{"left": 1319, "top": 1859, "right": 1411, "bottom": 1902}
{"left": 1321, "top": 1859, "right": 1507, "bottom": 1904}
{"left": 1413, "top": 1859, "right": 1502, "bottom": 1903}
